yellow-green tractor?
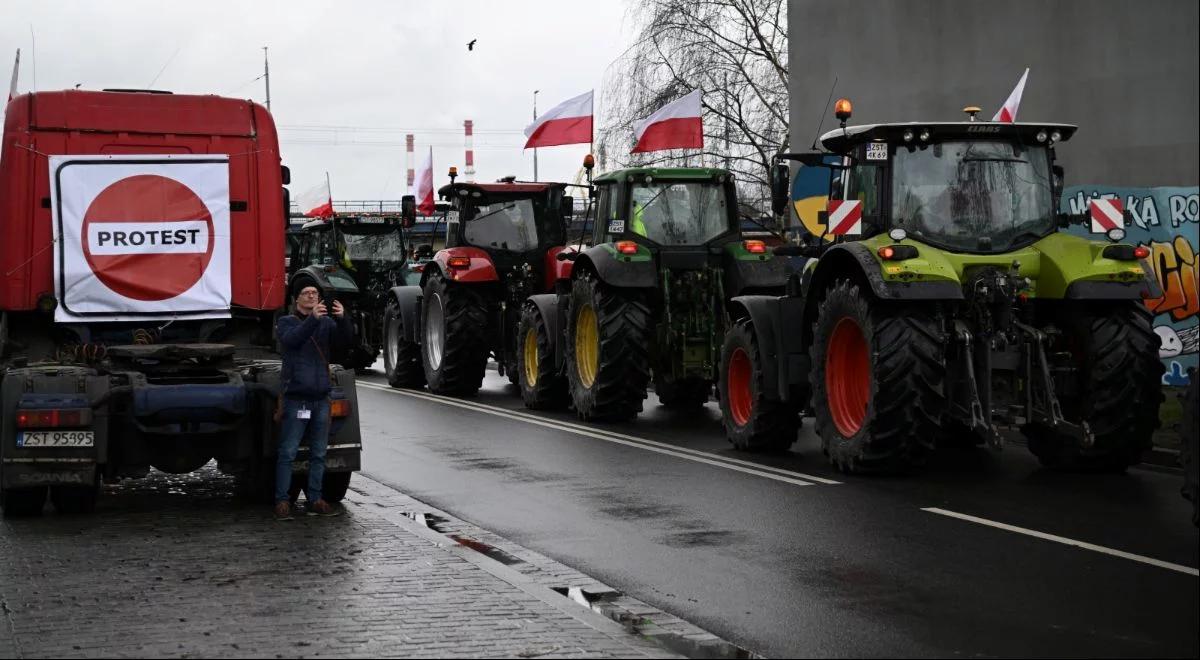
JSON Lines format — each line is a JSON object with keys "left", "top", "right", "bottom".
{"left": 720, "top": 101, "right": 1164, "bottom": 472}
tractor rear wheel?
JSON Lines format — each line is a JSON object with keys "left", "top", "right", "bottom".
{"left": 518, "top": 302, "right": 569, "bottom": 410}
{"left": 719, "top": 319, "right": 799, "bottom": 452}
{"left": 1026, "top": 303, "right": 1163, "bottom": 472}
{"left": 1181, "top": 372, "right": 1198, "bottom": 527}
{"left": 566, "top": 271, "right": 650, "bottom": 421}
{"left": 656, "top": 377, "right": 711, "bottom": 410}
{"left": 811, "top": 280, "right": 944, "bottom": 474}
{"left": 384, "top": 298, "right": 426, "bottom": 388}
{"left": 421, "top": 272, "right": 489, "bottom": 396}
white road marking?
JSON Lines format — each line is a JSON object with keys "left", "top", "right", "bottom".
{"left": 358, "top": 382, "right": 830, "bottom": 488}
{"left": 922, "top": 507, "right": 1199, "bottom": 577}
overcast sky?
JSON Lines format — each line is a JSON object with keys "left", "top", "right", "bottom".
{"left": 3, "top": 0, "right": 633, "bottom": 199}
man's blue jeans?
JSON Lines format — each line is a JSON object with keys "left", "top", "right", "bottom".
{"left": 276, "top": 398, "right": 331, "bottom": 504}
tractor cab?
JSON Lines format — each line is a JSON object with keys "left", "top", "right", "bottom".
{"left": 591, "top": 168, "right": 738, "bottom": 250}
{"left": 289, "top": 214, "right": 411, "bottom": 298}
{"left": 439, "top": 180, "right": 571, "bottom": 272}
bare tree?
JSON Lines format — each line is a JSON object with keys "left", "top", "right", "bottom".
{"left": 598, "top": 0, "right": 787, "bottom": 213}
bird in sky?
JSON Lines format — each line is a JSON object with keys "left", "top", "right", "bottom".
{"left": 467, "top": 39, "right": 477, "bottom": 51}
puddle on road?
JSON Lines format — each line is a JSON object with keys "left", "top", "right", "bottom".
{"left": 550, "top": 587, "right": 759, "bottom": 659}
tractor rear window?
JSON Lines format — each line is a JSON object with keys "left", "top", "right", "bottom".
{"left": 628, "top": 182, "right": 728, "bottom": 245}
{"left": 464, "top": 199, "right": 540, "bottom": 252}
{"left": 342, "top": 229, "right": 405, "bottom": 261}
{"left": 892, "top": 141, "right": 1053, "bottom": 252}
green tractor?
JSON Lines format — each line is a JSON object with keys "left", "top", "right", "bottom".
{"left": 520, "top": 167, "right": 788, "bottom": 419}
{"left": 719, "top": 101, "right": 1164, "bottom": 473}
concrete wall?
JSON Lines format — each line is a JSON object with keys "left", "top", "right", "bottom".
{"left": 787, "top": 0, "right": 1199, "bottom": 187}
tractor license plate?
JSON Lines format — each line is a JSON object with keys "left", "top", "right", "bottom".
{"left": 16, "top": 431, "right": 94, "bottom": 448}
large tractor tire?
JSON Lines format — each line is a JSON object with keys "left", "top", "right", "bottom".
{"left": 383, "top": 298, "right": 426, "bottom": 389}
{"left": 566, "top": 271, "right": 651, "bottom": 421}
{"left": 811, "top": 280, "right": 945, "bottom": 474}
{"left": 719, "top": 319, "right": 799, "bottom": 452}
{"left": 518, "top": 303, "right": 569, "bottom": 410}
{"left": 1026, "top": 303, "right": 1163, "bottom": 472}
{"left": 421, "top": 272, "right": 489, "bottom": 396}
{"left": 1180, "top": 371, "right": 1198, "bottom": 527}
{"left": 656, "top": 377, "right": 711, "bottom": 410}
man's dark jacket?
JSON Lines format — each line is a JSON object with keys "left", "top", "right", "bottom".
{"left": 277, "top": 311, "right": 354, "bottom": 400}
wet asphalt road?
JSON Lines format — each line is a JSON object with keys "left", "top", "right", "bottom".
{"left": 354, "top": 365, "right": 1199, "bottom": 658}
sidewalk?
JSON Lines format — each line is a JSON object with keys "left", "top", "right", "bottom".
{"left": 0, "top": 467, "right": 682, "bottom": 659}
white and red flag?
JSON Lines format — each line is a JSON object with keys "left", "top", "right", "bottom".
{"left": 295, "top": 177, "right": 333, "bottom": 218}
{"left": 631, "top": 89, "right": 703, "bottom": 153}
{"left": 7, "top": 49, "right": 19, "bottom": 103}
{"left": 992, "top": 68, "right": 1029, "bottom": 123}
{"left": 412, "top": 147, "right": 435, "bottom": 216}
{"left": 524, "top": 90, "right": 593, "bottom": 149}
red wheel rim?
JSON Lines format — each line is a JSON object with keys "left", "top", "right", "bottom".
{"left": 728, "top": 347, "right": 753, "bottom": 427}
{"left": 826, "top": 317, "right": 870, "bottom": 437}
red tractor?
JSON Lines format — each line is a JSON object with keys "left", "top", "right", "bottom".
{"left": 383, "top": 177, "right": 575, "bottom": 395}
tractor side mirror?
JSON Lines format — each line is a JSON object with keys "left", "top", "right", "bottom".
{"left": 1051, "top": 165, "right": 1064, "bottom": 200}
{"left": 770, "top": 162, "right": 790, "bottom": 217}
{"left": 401, "top": 195, "right": 417, "bottom": 228}
{"left": 282, "top": 187, "right": 291, "bottom": 228}
{"left": 562, "top": 196, "right": 574, "bottom": 220}
{"left": 280, "top": 165, "right": 291, "bottom": 185}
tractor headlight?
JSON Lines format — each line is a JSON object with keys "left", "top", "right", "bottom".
{"left": 918, "top": 129, "right": 930, "bottom": 142}
{"left": 1036, "top": 130, "right": 1048, "bottom": 143}
{"left": 902, "top": 130, "right": 914, "bottom": 143}
{"left": 889, "top": 228, "right": 907, "bottom": 241}
{"left": 1106, "top": 227, "right": 1126, "bottom": 242}
{"left": 1050, "top": 130, "right": 1062, "bottom": 143}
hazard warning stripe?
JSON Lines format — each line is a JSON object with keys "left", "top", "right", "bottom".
{"left": 827, "top": 200, "right": 862, "bottom": 236}
{"left": 1089, "top": 199, "right": 1124, "bottom": 233}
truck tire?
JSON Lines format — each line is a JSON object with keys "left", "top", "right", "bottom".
{"left": 811, "top": 280, "right": 944, "bottom": 474}
{"left": 1026, "top": 303, "right": 1163, "bottom": 472}
{"left": 566, "top": 271, "right": 650, "bottom": 421}
{"left": 518, "top": 302, "right": 568, "bottom": 410}
{"left": 421, "top": 272, "right": 488, "bottom": 396}
{"left": 656, "top": 377, "right": 711, "bottom": 410}
{"left": 322, "top": 471, "right": 352, "bottom": 503}
{"left": 1181, "top": 371, "right": 1198, "bottom": 527}
{"left": 0, "top": 486, "right": 47, "bottom": 517}
{"left": 719, "top": 319, "right": 799, "bottom": 452}
{"left": 50, "top": 480, "right": 100, "bottom": 514}
{"left": 384, "top": 299, "right": 426, "bottom": 388}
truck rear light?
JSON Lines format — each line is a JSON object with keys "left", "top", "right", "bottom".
{"left": 616, "top": 241, "right": 639, "bottom": 255}
{"left": 15, "top": 408, "right": 91, "bottom": 428}
{"left": 330, "top": 399, "right": 352, "bottom": 418}
{"left": 744, "top": 240, "right": 767, "bottom": 254}
{"left": 877, "top": 245, "right": 919, "bottom": 261}
{"left": 447, "top": 256, "right": 471, "bottom": 269}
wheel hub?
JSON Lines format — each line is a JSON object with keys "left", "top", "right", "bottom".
{"left": 523, "top": 327, "right": 539, "bottom": 387}
{"left": 425, "top": 293, "right": 446, "bottom": 370}
{"left": 575, "top": 304, "right": 599, "bottom": 389}
{"left": 727, "top": 347, "right": 753, "bottom": 427}
{"left": 826, "top": 317, "right": 870, "bottom": 437}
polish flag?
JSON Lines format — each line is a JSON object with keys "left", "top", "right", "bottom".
{"left": 631, "top": 89, "right": 703, "bottom": 153}
{"left": 412, "top": 147, "right": 435, "bottom": 216}
{"left": 524, "top": 90, "right": 593, "bottom": 149}
{"left": 993, "top": 68, "right": 1029, "bottom": 123}
{"left": 296, "top": 179, "right": 333, "bottom": 218}
{"left": 7, "top": 49, "right": 19, "bottom": 103}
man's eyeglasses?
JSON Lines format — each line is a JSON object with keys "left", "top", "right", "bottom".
{"left": 298, "top": 291, "right": 320, "bottom": 298}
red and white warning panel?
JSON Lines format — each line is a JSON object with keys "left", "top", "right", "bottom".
{"left": 49, "top": 155, "right": 231, "bottom": 322}
{"left": 827, "top": 199, "right": 862, "bottom": 236}
{"left": 1088, "top": 198, "right": 1125, "bottom": 234}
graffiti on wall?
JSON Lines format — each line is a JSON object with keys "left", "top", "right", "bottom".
{"left": 1063, "top": 186, "right": 1200, "bottom": 385}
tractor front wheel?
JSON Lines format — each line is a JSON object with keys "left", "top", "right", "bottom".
{"left": 1026, "top": 303, "right": 1163, "bottom": 472}
{"left": 566, "top": 271, "right": 650, "bottom": 421}
{"left": 719, "top": 319, "right": 799, "bottom": 452}
{"left": 421, "top": 272, "right": 489, "bottom": 396}
{"left": 518, "top": 303, "right": 569, "bottom": 410}
{"left": 811, "top": 280, "right": 944, "bottom": 474}
{"left": 383, "top": 298, "right": 425, "bottom": 389}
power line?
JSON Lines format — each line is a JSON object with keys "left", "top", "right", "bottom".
{"left": 279, "top": 123, "right": 523, "bottom": 135}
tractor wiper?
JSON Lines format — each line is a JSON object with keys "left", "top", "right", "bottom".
{"left": 471, "top": 203, "right": 518, "bottom": 222}
{"left": 962, "top": 156, "right": 1027, "bottom": 164}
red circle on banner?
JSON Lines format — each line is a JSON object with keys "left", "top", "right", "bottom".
{"left": 81, "top": 174, "right": 215, "bottom": 301}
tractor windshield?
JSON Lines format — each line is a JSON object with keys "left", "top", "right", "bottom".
{"left": 892, "top": 141, "right": 1053, "bottom": 252}
{"left": 464, "top": 198, "right": 541, "bottom": 252}
{"left": 341, "top": 227, "right": 406, "bottom": 262}
{"left": 629, "top": 182, "right": 729, "bottom": 245}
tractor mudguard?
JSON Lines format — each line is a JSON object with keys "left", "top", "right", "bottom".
{"left": 805, "top": 243, "right": 964, "bottom": 302}
{"left": 387, "top": 285, "right": 422, "bottom": 344}
{"left": 544, "top": 246, "right": 577, "bottom": 291}
{"left": 1064, "top": 280, "right": 1158, "bottom": 299}
{"left": 577, "top": 244, "right": 657, "bottom": 289}
{"left": 723, "top": 245, "right": 789, "bottom": 296}
{"left": 433, "top": 247, "right": 499, "bottom": 283}
{"left": 730, "top": 294, "right": 808, "bottom": 402}
{"left": 291, "top": 266, "right": 360, "bottom": 298}
{"left": 525, "top": 293, "right": 562, "bottom": 370}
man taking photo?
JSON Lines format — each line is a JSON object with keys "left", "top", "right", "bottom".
{"left": 274, "top": 286, "right": 354, "bottom": 520}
